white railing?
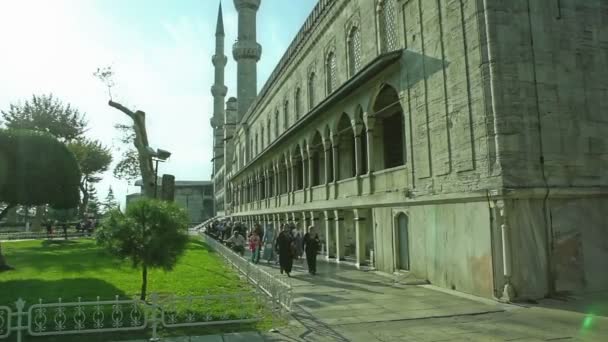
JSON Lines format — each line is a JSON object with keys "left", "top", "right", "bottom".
{"left": 201, "top": 234, "right": 293, "bottom": 313}
{"left": 0, "top": 291, "right": 272, "bottom": 341}
{"left": 0, "top": 231, "right": 89, "bottom": 241}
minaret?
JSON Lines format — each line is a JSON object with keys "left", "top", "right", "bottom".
{"left": 211, "top": 2, "right": 227, "bottom": 134}
{"left": 211, "top": 2, "right": 227, "bottom": 215}
{"left": 233, "top": 0, "right": 262, "bottom": 119}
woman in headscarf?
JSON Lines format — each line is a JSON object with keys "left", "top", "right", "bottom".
{"left": 275, "top": 224, "right": 295, "bottom": 276}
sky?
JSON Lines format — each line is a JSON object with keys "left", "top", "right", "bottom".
{"left": 0, "top": 0, "right": 317, "bottom": 208}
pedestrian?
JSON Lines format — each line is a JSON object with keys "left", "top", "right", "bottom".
{"left": 226, "top": 230, "right": 246, "bottom": 256}
{"left": 303, "top": 226, "right": 321, "bottom": 275}
{"left": 275, "top": 224, "right": 295, "bottom": 277}
{"left": 249, "top": 230, "right": 261, "bottom": 264}
{"left": 294, "top": 229, "right": 304, "bottom": 260}
{"left": 262, "top": 223, "right": 275, "bottom": 264}
{"left": 45, "top": 220, "right": 52, "bottom": 239}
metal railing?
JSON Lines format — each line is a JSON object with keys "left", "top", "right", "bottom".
{"left": 201, "top": 234, "right": 293, "bottom": 313}
{"left": 0, "top": 231, "right": 89, "bottom": 241}
{"left": 0, "top": 292, "right": 272, "bottom": 341}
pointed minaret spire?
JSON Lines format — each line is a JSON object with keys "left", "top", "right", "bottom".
{"left": 216, "top": 2, "right": 224, "bottom": 36}
{"left": 211, "top": 1, "right": 228, "bottom": 184}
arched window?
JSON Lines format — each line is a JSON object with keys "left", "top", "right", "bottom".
{"left": 260, "top": 127, "right": 264, "bottom": 149}
{"left": 283, "top": 100, "right": 289, "bottom": 130}
{"left": 274, "top": 109, "right": 279, "bottom": 138}
{"left": 378, "top": 0, "right": 397, "bottom": 53}
{"left": 308, "top": 72, "right": 316, "bottom": 109}
{"left": 295, "top": 87, "right": 302, "bottom": 120}
{"left": 373, "top": 84, "right": 405, "bottom": 169}
{"left": 326, "top": 51, "right": 337, "bottom": 95}
{"left": 347, "top": 25, "right": 362, "bottom": 76}
{"left": 267, "top": 118, "right": 271, "bottom": 143}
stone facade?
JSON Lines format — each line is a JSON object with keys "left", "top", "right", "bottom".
{"left": 209, "top": 0, "right": 608, "bottom": 300}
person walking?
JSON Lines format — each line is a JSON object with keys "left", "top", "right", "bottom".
{"left": 303, "top": 226, "right": 321, "bottom": 275}
{"left": 249, "top": 231, "right": 261, "bottom": 264}
{"left": 275, "top": 224, "right": 295, "bottom": 277}
{"left": 294, "top": 229, "right": 304, "bottom": 261}
{"left": 226, "top": 230, "right": 246, "bottom": 256}
{"left": 262, "top": 223, "right": 275, "bottom": 264}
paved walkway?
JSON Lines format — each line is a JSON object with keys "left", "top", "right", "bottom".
{"left": 249, "top": 257, "right": 608, "bottom": 342}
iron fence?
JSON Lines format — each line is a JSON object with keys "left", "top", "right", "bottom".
{"left": 0, "top": 231, "right": 89, "bottom": 241}
{"left": 0, "top": 291, "right": 273, "bottom": 341}
{"left": 201, "top": 234, "right": 293, "bottom": 312}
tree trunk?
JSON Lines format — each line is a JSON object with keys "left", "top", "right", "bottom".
{"left": 140, "top": 265, "right": 148, "bottom": 300}
{"left": 108, "top": 101, "right": 156, "bottom": 199}
{"left": 0, "top": 204, "right": 16, "bottom": 271}
{"left": 79, "top": 181, "right": 89, "bottom": 218}
{"left": 32, "top": 205, "right": 45, "bottom": 231}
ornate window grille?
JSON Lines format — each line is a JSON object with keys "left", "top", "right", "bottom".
{"left": 379, "top": 0, "right": 397, "bottom": 53}
{"left": 326, "top": 51, "right": 337, "bottom": 94}
{"left": 283, "top": 101, "right": 289, "bottom": 130}
{"left": 348, "top": 26, "right": 362, "bottom": 76}
{"left": 308, "top": 72, "right": 316, "bottom": 109}
{"left": 295, "top": 88, "right": 302, "bottom": 120}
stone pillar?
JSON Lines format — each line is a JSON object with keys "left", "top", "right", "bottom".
{"left": 301, "top": 150, "right": 308, "bottom": 203}
{"left": 324, "top": 210, "right": 336, "bottom": 259}
{"left": 323, "top": 139, "right": 331, "bottom": 200}
{"left": 353, "top": 208, "right": 369, "bottom": 268}
{"left": 364, "top": 113, "right": 376, "bottom": 194}
{"left": 331, "top": 135, "right": 339, "bottom": 199}
{"left": 307, "top": 147, "right": 314, "bottom": 200}
{"left": 353, "top": 120, "right": 363, "bottom": 177}
{"left": 301, "top": 212, "right": 308, "bottom": 233}
{"left": 334, "top": 209, "right": 345, "bottom": 262}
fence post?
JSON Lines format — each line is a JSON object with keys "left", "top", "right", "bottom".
{"left": 15, "top": 298, "right": 25, "bottom": 342}
{"left": 148, "top": 293, "right": 160, "bottom": 342}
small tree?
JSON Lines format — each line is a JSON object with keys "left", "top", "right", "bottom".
{"left": 96, "top": 199, "right": 189, "bottom": 300}
{"left": 0, "top": 129, "right": 80, "bottom": 270}
{"left": 102, "top": 186, "right": 119, "bottom": 214}
{"left": 86, "top": 183, "right": 101, "bottom": 218}
{"left": 68, "top": 139, "right": 112, "bottom": 217}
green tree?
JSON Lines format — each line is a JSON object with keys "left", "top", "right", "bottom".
{"left": 1, "top": 94, "right": 87, "bottom": 143}
{"left": 102, "top": 186, "right": 119, "bottom": 214}
{"left": 86, "top": 183, "right": 101, "bottom": 218}
{"left": 96, "top": 199, "right": 189, "bottom": 299}
{"left": 68, "top": 139, "right": 112, "bottom": 216}
{"left": 2, "top": 94, "right": 112, "bottom": 218}
{"left": 0, "top": 129, "right": 80, "bottom": 270}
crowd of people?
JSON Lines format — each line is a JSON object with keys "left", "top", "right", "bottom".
{"left": 204, "top": 219, "right": 322, "bottom": 277}
{"left": 44, "top": 218, "right": 98, "bottom": 239}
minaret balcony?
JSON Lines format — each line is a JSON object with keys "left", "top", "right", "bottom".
{"left": 212, "top": 54, "right": 227, "bottom": 67}
{"left": 233, "top": 0, "right": 261, "bottom": 11}
{"left": 211, "top": 84, "right": 228, "bottom": 97}
{"left": 232, "top": 41, "right": 262, "bottom": 61}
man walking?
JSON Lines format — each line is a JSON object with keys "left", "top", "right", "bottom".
{"left": 303, "top": 226, "right": 321, "bottom": 275}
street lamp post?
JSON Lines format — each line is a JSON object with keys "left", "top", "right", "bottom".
{"left": 148, "top": 147, "right": 172, "bottom": 199}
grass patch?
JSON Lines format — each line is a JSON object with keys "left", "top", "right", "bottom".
{"left": 0, "top": 238, "right": 278, "bottom": 341}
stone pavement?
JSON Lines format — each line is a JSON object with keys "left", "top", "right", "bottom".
{"left": 250, "top": 257, "right": 608, "bottom": 342}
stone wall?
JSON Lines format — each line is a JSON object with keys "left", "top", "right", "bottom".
{"left": 372, "top": 201, "right": 495, "bottom": 298}
{"left": 488, "top": 0, "right": 608, "bottom": 187}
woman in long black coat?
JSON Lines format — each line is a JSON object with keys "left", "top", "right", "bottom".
{"left": 275, "top": 224, "right": 295, "bottom": 276}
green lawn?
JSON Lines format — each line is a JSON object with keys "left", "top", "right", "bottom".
{"left": 0, "top": 238, "right": 276, "bottom": 341}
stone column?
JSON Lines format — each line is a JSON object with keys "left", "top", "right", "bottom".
{"left": 364, "top": 113, "right": 376, "bottom": 194}
{"left": 331, "top": 135, "right": 339, "bottom": 199}
{"left": 302, "top": 150, "right": 308, "bottom": 203}
{"left": 324, "top": 210, "right": 336, "bottom": 259}
{"left": 352, "top": 120, "right": 363, "bottom": 177}
{"left": 307, "top": 146, "right": 314, "bottom": 201}
{"left": 353, "top": 208, "right": 369, "bottom": 268}
{"left": 334, "top": 209, "right": 345, "bottom": 262}
{"left": 323, "top": 139, "right": 331, "bottom": 200}
{"left": 301, "top": 212, "right": 308, "bottom": 233}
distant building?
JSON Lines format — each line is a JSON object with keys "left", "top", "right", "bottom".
{"left": 128, "top": 179, "right": 214, "bottom": 225}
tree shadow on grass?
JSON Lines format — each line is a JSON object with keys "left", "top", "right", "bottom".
{"left": 187, "top": 238, "right": 215, "bottom": 253}
{"left": 0, "top": 278, "right": 129, "bottom": 306}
